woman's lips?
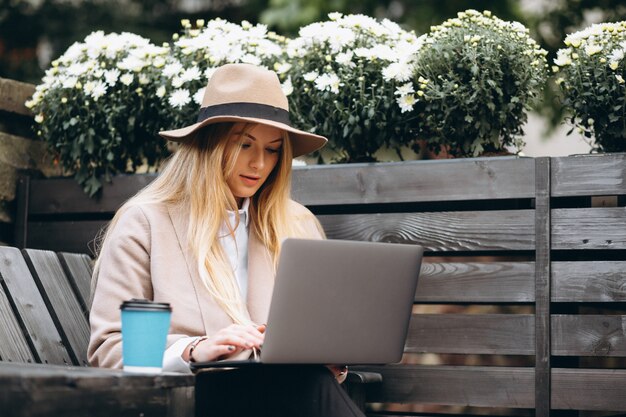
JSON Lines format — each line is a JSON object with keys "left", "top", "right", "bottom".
{"left": 240, "top": 175, "right": 261, "bottom": 186}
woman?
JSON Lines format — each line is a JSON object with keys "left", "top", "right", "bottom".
{"left": 88, "top": 63, "right": 366, "bottom": 417}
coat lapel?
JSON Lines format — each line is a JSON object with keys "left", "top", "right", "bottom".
{"left": 166, "top": 203, "right": 216, "bottom": 333}
{"left": 246, "top": 230, "right": 275, "bottom": 325}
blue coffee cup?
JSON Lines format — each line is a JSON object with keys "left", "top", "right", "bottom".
{"left": 120, "top": 299, "right": 172, "bottom": 373}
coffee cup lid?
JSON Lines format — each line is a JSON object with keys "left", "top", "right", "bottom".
{"left": 120, "top": 298, "right": 172, "bottom": 312}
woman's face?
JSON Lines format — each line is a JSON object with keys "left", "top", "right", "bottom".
{"left": 226, "top": 124, "right": 283, "bottom": 207}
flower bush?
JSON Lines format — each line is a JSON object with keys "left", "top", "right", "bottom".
{"left": 27, "top": 31, "right": 170, "bottom": 196}
{"left": 286, "top": 13, "right": 424, "bottom": 162}
{"left": 412, "top": 10, "right": 548, "bottom": 157}
{"left": 553, "top": 21, "right": 626, "bottom": 153}
{"left": 156, "top": 18, "right": 287, "bottom": 131}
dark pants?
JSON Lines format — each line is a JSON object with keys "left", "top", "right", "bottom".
{"left": 196, "top": 365, "right": 366, "bottom": 417}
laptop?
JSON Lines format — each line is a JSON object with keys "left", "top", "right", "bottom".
{"left": 190, "top": 238, "right": 423, "bottom": 371}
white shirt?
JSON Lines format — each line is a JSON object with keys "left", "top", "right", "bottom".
{"left": 162, "top": 199, "right": 250, "bottom": 373}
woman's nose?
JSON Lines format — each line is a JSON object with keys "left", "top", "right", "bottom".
{"left": 250, "top": 150, "right": 264, "bottom": 169}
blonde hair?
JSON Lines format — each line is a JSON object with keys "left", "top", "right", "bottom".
{"left": 91, "top": 122, "right": 321, "bottom": 324}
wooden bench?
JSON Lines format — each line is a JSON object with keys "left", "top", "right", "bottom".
{"left": 11, "top": 154, "right": 626, "bottom": 417}
{"left": 0, "top": 246, "right": 195, "bottom": 416}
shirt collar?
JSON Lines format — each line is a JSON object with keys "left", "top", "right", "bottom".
{"left": 227, "top": 198, "right": 250, "bottom": 227}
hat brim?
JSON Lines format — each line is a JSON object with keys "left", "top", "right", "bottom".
{"left": 159, "top": 116, "right": 327, "bottom": 158}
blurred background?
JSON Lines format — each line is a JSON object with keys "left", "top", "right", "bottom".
{"left": 2, "top": 0, "right": 625, "bottom": 155}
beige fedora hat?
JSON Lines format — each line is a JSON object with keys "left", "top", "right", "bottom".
{"left": 159, "top": 63, "right": 327, "bottom": 157}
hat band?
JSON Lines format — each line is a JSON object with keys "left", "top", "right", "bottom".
{"left": 197, "top": 102, "right": 292, "bottom": 126}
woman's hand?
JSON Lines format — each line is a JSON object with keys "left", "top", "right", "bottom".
{"left": 184, "top": 323, "right": 266, "bottom": 362}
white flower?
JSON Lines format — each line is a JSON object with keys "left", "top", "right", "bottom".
{"left": 274, "top": 62, "right": 292, "bottom": 75}
{"left": 169, "top": 89, "right": 191, "bottom": 108}
{"left": 193, "top": 87, "right": 205, "bottom": 105}
{"left": 281, "top": 77, "right": 293, "bottom": 96}
{"left": 585, "top": 43, "right": 603, "bottom": 56}
{"left": 383, "top": 62, "right": 414, "bottom": 82}
{"left": 396, "top": 94, "right": 416, "bottom": 113}
{"left": 34, "top": 113, "right": 44, "bottom": 123}
{"left": 62, "top": 76, "right": 78, "bottom": 89}
{"left": 156, "top": 86, "right": 166, "bottom": 98}
{"left": 90, "top": 82, "right": 108, "bottom": 100}
{"left": 554, "top": 49, "right": 572, "bottom": 67}
{"left": 163, "top": 61, "right": 184, "bottom": 78}
{"left": 120, "top": 73, "right": 134, "bottom": 86}
{"left": 335, "top": 51, "right": 354, "bottom": 67}
{"left": 67, "top": 62, "right": 90, "bottom": 77}
{"left": 314, "top": 73, "right": 341, "bottom": 94}
{"left": 180, "top": 67, "right": 202, "bottom": 83}
{"left": 608, "top": 48, "right": 625, "bottom": 63}
{"left": 83, "top": 81, "right": 95, "bottom": 94}
{"left": 240, "top": 54, "right": 262, "bottom": 66}
{"left": 104, "top": 69, "right": 120, "bottom": 86}
{"left": 303, "top": 71, "right": 318, "bottom": 82}
{"left": 171, "top": 77, "right": 184, "bottom": 88}
{"left": 616, "top": 74, "right": 625, "bottom": 84}
{"left": 117, "top": 54, "right": 146, "bottom": 72}
{"left": 395, "top": 83, "right": 415, "bottom": 96}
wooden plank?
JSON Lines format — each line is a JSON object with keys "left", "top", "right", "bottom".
{"left": 26, "top": 220, "right": 107, "bottom": 254}
{"left": 58, "top": 252, "right": 93, "bottom": 312}
{"left": 552, "top": 315, "right": 626, "bottom": 356}
{"left": 552, "top": 368, "right": 626, "bottom": 410}
{"left": 356, "top": 365, "right": 534, "bottom": 408}
{"left": 406, "top": 314, "right": 534, "bottom": 354}
{"left": 418, "top": 262, "right": 535, "bottom": 302}
{"left": 0, "top": 362, "right": 195, "bottom": 417}
{"left": 0, "top": 78, "right": 34, "bottom": 116}
{"left": 13, "top": 175, "right": 29, "bottom": 249}
{"left": 28, "top": 174, "right": 156, "bottom": 215}
{"left": 552, "top": 261, "right": 626, "bottom": 302}
{"left": 292, "top": 158, "right": 536, "bottom": 205}
{"left": 0, "top": 247, "right": 72, "bottom": 365}
{"left": 319, "top": 210, "right": 535, "bottom": 251}
{"left": 552, "top": 208, "right": 626, "bottom": 250}
{"left": 534, "top": 157, "right": 551, "bottom": 417}
{"left": 23, "top": 249, "right": 90, "bottom": 366}
{"left": 0, "top": 277, "right": 34, "bottom": 362}
{"left": 552, "top": 154, "right": 626, "bottom": 197}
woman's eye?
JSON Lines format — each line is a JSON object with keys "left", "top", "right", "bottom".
{"left": 266, "top": 148, "right": 280, "bottom": 154}
{"left": 240, "top": 143, "right": 251, "bottom": 149}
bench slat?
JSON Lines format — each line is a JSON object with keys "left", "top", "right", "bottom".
{"left": 292, "top": 158, "right": 536, "bottom": 205}
{"left": 23, "top": 249, "right": 90, "bottom": 366}
{"left": 552, "top": 368, "right": 626, "bottom": 410}
{"left": 406, "top": 314, "right": 533, "bottom": 355}
{"left": 552, "top": 314, "right": 626, "bottom": 356}
{"left": 319, "top": 210, "right": 535, "bottom": 251}
{"left": 0, "top": 247, "right": 72, "bottom": 365}
{"left": 0, "top": 361, "right": 194, "bottom": 417}
{"left": 404, "top": 314, "right": 626, "bottom": 356}
{"left": 0, "top": 278, "right": 34, "bottom": 362}
{"left": 357, "top": 365, "right": 534, "bottom": 408}
{"left": 358, "top": 366, "right": 626, "bottom": 411}
{"left": 551, "top": 154, "right": 626, "bottom": 197}
{"left": 0, "top": 78, "right": 34, "bottom": 116}
{"left": 58, "top": 252, "right": 94, "bottom": 312}
{"left": 552, "top": 208, "right": 626, "bottom": 250}
{"left": 28, "top": 174, "right": 156, "bottom": 216}
{"left": 26, "top": 220, "right": 106, "bottom": 254}
{"left": 418, "top": 262, "right": 534, "bottom": 302}
{"left": 552, "top": 261, "right": 626, "bottom": 302}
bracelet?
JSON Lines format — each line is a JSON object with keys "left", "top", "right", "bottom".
{"left": 188, "top": 336, "right": 208, "bottom": 363}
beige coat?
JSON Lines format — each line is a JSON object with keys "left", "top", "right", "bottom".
{"left": 88, "top": 200, "right": 324, "bottom": 369}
